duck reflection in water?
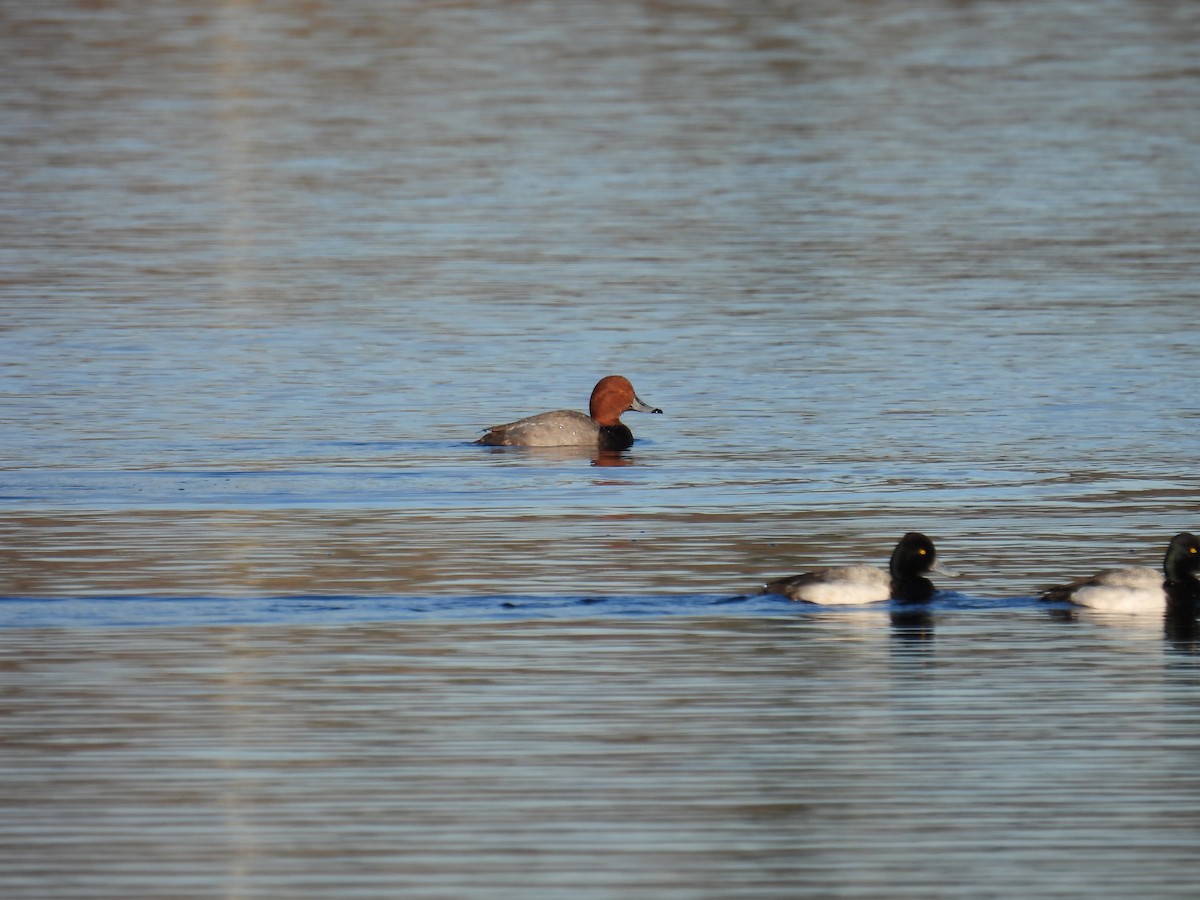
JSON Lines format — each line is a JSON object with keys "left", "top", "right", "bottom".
{"left": 890, "top": 602, "right": 936, "bottom": 646}
{"left": 1164, "top": 605, "right": 1200, "bottom": 652}
{"left": 1038, "top": 532, "right": 1200, "bottom": 652}
{"left": 475, "top": 442, "right": 644, "bottom": 468}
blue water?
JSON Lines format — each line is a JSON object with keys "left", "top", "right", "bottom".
{"left": 3, "top": 0, "right": 1200, "bottom": 896}
{"left": 0, "top": 589, "right": 1011, "bottom": 628}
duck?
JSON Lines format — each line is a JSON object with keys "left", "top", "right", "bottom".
{"left": 475, "top": 375, "right": 662, "bottom": 451}
{"left": 1040, "top": 532, "right": 1200, "bottom": 614}
{"left": 761, "top": 532, "right": 945, "bottom": 604}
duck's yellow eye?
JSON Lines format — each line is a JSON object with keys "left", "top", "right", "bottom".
{"left": 1191, "top": 546, "right": 1198, "bottom": 554}
{"left": 918, "top": 548, "right": 927, "bottom": 555}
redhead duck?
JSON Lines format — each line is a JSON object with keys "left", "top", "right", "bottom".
{"left": 1040, "top": 532, "right": 1200, "bottom": 613}
{"left": 761, "top": 532, "right": 946, "bottom": 604}
{"left": 475, "top": 375, "right": 662, "bottom": 451}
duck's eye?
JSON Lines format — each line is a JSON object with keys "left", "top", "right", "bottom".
{"left": 1191, "top": 546, "right": 1198, "bottom": 554}
{"left": 918, "top": 548, "right": 927, "bottom": 555}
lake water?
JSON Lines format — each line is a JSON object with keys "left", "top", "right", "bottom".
{"left": 2, "top": 0, "right": 1200, "bottom": 896}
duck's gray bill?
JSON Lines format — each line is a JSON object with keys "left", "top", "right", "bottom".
{"left": 630, "top": 394, "right": 663, "bottom": 414}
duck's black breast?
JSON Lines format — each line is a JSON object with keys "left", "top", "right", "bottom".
{"left": 1165, "top": 577, "right": 1200, "bottom": 614}
{"left": 597, "top": 423, "right": 635, "bottom": 451}
{"left": 891, "top": 574, "right": 936, "bottom": 604}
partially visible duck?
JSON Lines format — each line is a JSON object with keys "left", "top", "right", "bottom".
{"left": 1040, "top": 532, "right": 1200, "bottom": 614}
{"left": 475, "top": 375, "right": 662, "bottom": 451}
{"left": 761, "top": 532, "right": 945, "bottom": 604}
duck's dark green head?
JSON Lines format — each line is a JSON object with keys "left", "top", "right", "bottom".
{"left": 888, "top": 532, "right": 940, "bottom": 603}
{"left": 1164, "top": 532, "right": 1200, "bottom": 583}
{"left": 890, "top": 532, "right": 938, "bottom": 577}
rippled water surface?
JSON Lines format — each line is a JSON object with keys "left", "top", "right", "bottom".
{"left": 3, "top": 0, "right": 1200, "bottom": 896}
